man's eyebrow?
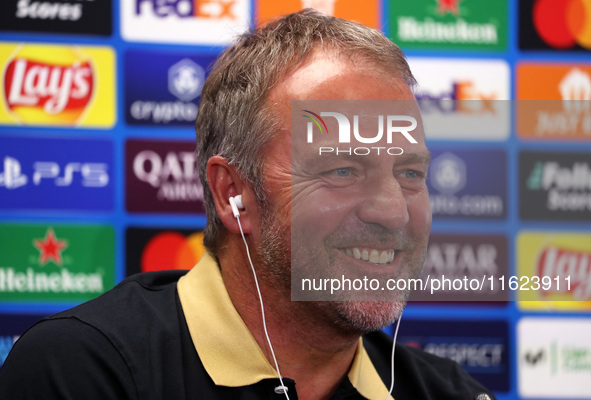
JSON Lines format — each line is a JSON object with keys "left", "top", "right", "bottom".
{"left": 396, "top": 151, "right": 431, "bottom": 166}
{"left": 297, "top": 150, "right": 432, "bottom": 169}
{"left": 297, "top": 151, "right": 364, "bottom": 167}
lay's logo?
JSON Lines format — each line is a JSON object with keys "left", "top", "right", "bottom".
{"left": 5, "top": 55, "right": 93, "bottom": 120}
{"left": 0, "top": 43, "right": 115, "bottom": 128}
{"left": 518, "top": 231, "right": 591, "bottom": 310}
{"left": 537, "top": 246, "right": 591, "bottom": 300}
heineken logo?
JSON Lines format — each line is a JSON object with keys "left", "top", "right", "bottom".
{"left": 390, "top": 0, "right": 507, "bottom": 50}
{"left": 0, "top": 224, "right": 114, "bottom": 302}
{"left": 437, "top": 0, "right": 462, "bottom": 15}
{"left": 33, "top": 228, "right": 68, "bottom": 267}
{"left": 397, "top": 16, "right": 497, "bottom": 45}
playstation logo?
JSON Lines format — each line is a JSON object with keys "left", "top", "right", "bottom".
{"left": 0, "top": 157, "right": 27, "bottom": 189}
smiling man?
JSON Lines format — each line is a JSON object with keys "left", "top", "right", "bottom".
{"left": 287, "top": 98, "right": 432, "bottom": 328}
{"left": 0, "top": 9, "right": 494, "bottom": 400}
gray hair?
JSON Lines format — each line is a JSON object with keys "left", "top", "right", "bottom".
{"left": 195, "top": 9, "right": 416, "bottom": 257}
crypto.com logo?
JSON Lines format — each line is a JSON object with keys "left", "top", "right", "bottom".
{"left": 302, "top": 110, "right": 418, "bottom": 156}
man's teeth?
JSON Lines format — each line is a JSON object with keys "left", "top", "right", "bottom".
{"left": 343, "top": 248, "right": 395, "bottom": 265}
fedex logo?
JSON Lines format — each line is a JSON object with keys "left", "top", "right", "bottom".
{"left": 122, "top": 0, "right": 249, "bottom": 45}
{"left": 416, "top": 81, "right": 498, "bottom": 114}
{"left": 135, "top": 0, "right": 238, "bottom": 20}
{"left": 406, "top": 58, "right": 510, "bottom": 141}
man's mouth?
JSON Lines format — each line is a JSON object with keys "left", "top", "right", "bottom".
{"left": 340, "top": 247, "right": 396, "bottom": 265}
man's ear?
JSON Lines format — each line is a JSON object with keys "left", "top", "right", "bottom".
{"left": 206, "top": 156, "right": 253, "bottom": 234}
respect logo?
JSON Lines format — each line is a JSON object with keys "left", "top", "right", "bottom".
{"left": 0, "top": 43, "right": 115, "bottom": 128}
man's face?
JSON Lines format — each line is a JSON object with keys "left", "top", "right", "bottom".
{"left": 258, "top": 52, "right": 432, "bottom": 333}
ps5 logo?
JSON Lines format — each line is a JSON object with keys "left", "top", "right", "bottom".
{"left": 0, "top": 157, "right": 27, "bottom": 189}
{"left": 0, "top": 156, "right": 109, "bottom": 189}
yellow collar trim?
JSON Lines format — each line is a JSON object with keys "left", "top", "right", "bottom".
{"left": 178, "top": 252, "right": 393, "bottom": 399}
{"left": 349, "top": 342, "right": 395, "bottom": 400}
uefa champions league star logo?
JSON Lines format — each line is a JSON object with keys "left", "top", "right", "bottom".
{"left": 431, "top": 152, "right": 466, "bottom": 195}
{"left": 168, "top": 59, "right": 205, "bottom": 102}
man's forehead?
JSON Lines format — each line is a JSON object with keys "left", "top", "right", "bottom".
{"left": 264, "top": 50, "right": 424, "bottom": 163}
{"left": 268, "top": 50, "right": 415, "bottom": 110}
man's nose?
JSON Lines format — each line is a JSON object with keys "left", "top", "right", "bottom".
{"left": 356, "top": 175, "right": 409, "bottom": 231}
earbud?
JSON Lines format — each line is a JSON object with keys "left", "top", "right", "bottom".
{"left": 229, "top": 195, "right": 244, "bottom": 218}
{"left": 229, "top": 193, "right": 290, "bottom": 400}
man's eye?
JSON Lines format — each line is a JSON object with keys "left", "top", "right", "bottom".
{"left": 321, "top": 167, "right": 356, "bottom": 183}
{"left": 402, "top": 169, "right": 425, "bottom": 180}
{"left": 404, "top": 170, "right": 418, "bottom": 179}
{"left": 334, "top": 168, "right": 351, "bottom": 177}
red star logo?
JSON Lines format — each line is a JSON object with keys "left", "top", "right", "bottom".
{"left": 437, "top": 0, "right": 462, "bottom": 16}
{"left": 33, "top": 228, "right": 68, "bottom": 266}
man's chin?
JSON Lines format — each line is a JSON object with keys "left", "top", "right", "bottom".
{"left": 333, "top": 300, "right": 406, "bottom": 334}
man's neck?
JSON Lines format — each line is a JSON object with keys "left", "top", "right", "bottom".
{"left": 218, "top": 244, "right": 361, "bottom": 400}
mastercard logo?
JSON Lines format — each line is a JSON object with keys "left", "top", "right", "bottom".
{"left": 141, "top": 231, "right": 206, "bottom": 272}
{"left": 533, "top": 0, "right": 591, "bottom": 49}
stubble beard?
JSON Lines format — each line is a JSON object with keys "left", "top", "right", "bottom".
{"left": 326, "top": 237, "right": 426, "bottom": 334}
{"left": 257, "top": 203, "right": 428, "bottom": 335}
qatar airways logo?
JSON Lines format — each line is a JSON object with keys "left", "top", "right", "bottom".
{"left": 302, "top": 110, "right": 418, "bottom": 156}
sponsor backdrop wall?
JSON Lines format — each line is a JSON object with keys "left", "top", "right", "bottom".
{"left": 0, "top": 0, "right": 590, "bottom": 398}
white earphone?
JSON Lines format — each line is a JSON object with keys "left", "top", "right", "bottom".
{"left": 226, "top": 194, "right": 398, "bottom": 400}
{"left": 229, "top": 195, "right": 244, "bottom": 218}
{"left": 228, "top": 194, "right": 291, "bottom": 399}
